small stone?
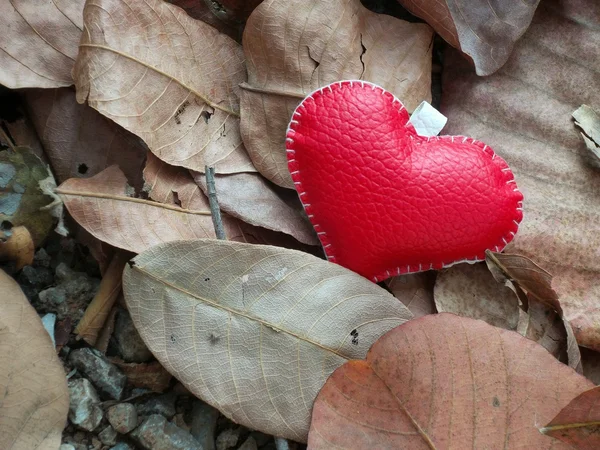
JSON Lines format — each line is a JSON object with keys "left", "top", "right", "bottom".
{"left": 69, "top": 348, "right": 127, "bottom": 400}
{"left": 130, "top": 414, "right": 202, "bottom": 450}
{"left": 238, "top": 436, "right": 258, "bottom": 450}
{"left": 67, "top": 378, "right": 103, "bottom": 431}
{"left": 107, "top": 403, "right": 138, "bottom": 433}
{"left": 216, "top": 428, "right": 240, "bottom": 450}
{"left": 190, "top": 400, "right": 219, "bottom": 450}
{"left": 18, "top": 264, "right": 53, "bottom": 288}
{"left": 59, "top": 444, "right": 76, "bottom": 450}
{"left": 33, "top": 248, "right": 51, "bottom": 267}
{"left": 113, "top": 309, "right": 153, "bottom": 363}
{"left": 109, "top": 443, "right": 135, "bottom": 450}
{"left": 38, "top": 286, "right": 67, "bottom": 305}
{"left": 136, "top": 392, "right": 177, "bottom": 418}
{"left": 90, "top": 437, "right": 102, "bottom": 450}
{"left": 55, "top": 262, "right": 74, "bottom": 282}
{"left": 250, "top": 431, "right": 271, "bottom": 447}
{"left": 99, "top": 425, "right": 118, "bottom": 446}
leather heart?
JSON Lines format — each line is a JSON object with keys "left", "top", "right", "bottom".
{"left": 286, "top": 81, "right": 523, "bottom": 282}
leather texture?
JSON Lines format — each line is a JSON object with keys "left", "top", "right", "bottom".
{"left": 286, "top": 81, "right": 524, "bottom": 282}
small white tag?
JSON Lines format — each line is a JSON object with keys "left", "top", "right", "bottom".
{"left": 408, "top": 101, "right": 448, "bottom": 137}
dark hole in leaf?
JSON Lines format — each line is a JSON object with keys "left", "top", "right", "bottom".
{"left": 201, "top": 110, "right": 213, "bottom": 124}
{"left": 127, "top": 260, "right": 136, "bottom": 268}
{"left": 78, "top": 163, "right": 88, "bottom": 174}
{"left": 204, "top": 277, "right": 210, "bottom": 282}
{"left": 172, "top": 191, "right": 182, "bottom": 208}
{"left": 493, "top": 397, "right": 501, "bottom": 407}
{"left": 0, "top": 220, "right": 13, "bottom": 231}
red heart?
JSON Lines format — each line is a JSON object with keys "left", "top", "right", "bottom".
{"left": 286, "top": 81, "right": 523, "bottom": 282}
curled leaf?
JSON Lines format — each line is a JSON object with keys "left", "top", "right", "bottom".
{"left": 386, "top": 272, "right": 436, "bottom": 318}
{"left": 123, "top": 239, "right": 412, "bottom": 441}
{"left": 0, "top": 226, "right": 34, "bottom": 270}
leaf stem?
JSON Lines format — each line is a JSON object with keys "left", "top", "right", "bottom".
{"left": 205, "top": 166, "right": 227, "bottom": 240}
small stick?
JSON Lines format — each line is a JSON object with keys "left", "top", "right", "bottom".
{"left": 205, "top": 165, "right": 227, "bottom": 240}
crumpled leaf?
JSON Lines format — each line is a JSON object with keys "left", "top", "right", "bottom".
{"left": 240, "top": 0, "right": 433, "bottom": 188}
{"left": 0, "top": 0, "right": 84, "bottom": 88}
{"left": 541, "top": 386, "right": 600, "bottom": 449}
{"left": 110, "top": 358, "right": 172, "bottom": 393}
{"left": 308, "top": 313, "right": 593, "bottom": 449}
{"left": 73, "top": 0, "right": 255, "bottom": 174}
{"left": 25, "top": 88, "right": 147, "bottom": 189}
{"left": 0, "top": 226, "right": 34, "bottom": 270}
{"left": 435, "top": 263, "right": 519, "bottom": 330}
{"left": 123, "top": 239, "right": 412, "bottom": 441}
{"left": 572, "top": 105, "right": 600, "bottom": 168}
{"left": 386, "top": 272, "right": 436, "bottom": 318}
{"left": 203, "top": 0, "right": 263, "bottom": 24}
{"left": 57, "top": 165, "right": 224, "bottom": 253}
{"left": 0, "top": 147, "right": 55, "bottom": 246}
{"left": 441, "top": 0, "right": 600, "bottom": 351}
{"left": 0, "top": 269, "right": 69, "bottom": 449}
{"left": 398, "top": 0, "right": 540, "bottom": 76}
{"left": 193, "top": 171, "right": 318, "bottom": 245}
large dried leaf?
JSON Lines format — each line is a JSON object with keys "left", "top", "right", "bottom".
{"left": 542, "top": 386, "right": 600, "bottom": 449}
{"left": 0, "top": 0, "right": 84, "bottom": 88}
{"left": 441, "top": 0, "right": 600, "bottom": 351}
{"left": 122, "top": 239, "right": 412, "bottom": 441}
{"left": 165, "top": 0, "right": 243, "bottom": 41}
{"left": 398, "top": 0, "right": 540, "bottom": 76}
{"left": 57, "top": 165, "right": 224, "bottom": 253}
{"left": 308, "top": 313, "right": 593, "bottom": 449}
{"left": 202, "top": 0, "right": 263, "bottom": 24}
{"left": 241, "top": 0, "right": 433, "bottom": 188}
{"left": 435, "top": 263, "right": 519, "bottom": 330}
{"left": 73, "top": 0, "right": 255, "bottom": 174}
{"left": 193, "top": 171, "right": 318, "bottom": 246}
{"left": 25, "top": 88, "right": 147, "bottom": 189}
{"left": 386, "top": 272, "right": 436, "bottom": 318}
{"left": 0, "top": 269, "right": 69, "bottom": 449}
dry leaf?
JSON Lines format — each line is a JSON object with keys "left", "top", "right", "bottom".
{"left": 581, "top": 347, "right": 600, "bottom": 385}
{"left": 110, "top": 358, "right": 173, "bottom": 393}
{"left": 572, "top": 105, "right": 600, "bottom": 167}
{"left": 75, "top": 251, "right": 131, "bottom": 346}
{"left": 308, "top": 313, "right": 593, "bottom": 449}
{"left": 57, "top": 165, "right": 223, "bottom": 253}
{"left": 123, "top": 239, "right": 412, "bottom": 441}
{"left": 541, "top": 386, "right": 600, "bottom": 449}
{"left": 193, "top": 171, "right": 318, "bottom": 246}
{"left": 0, "top": 226, "right": 34, "bottom": 270}
{"left": 25, "top": 88, "right": 147, "bottom": 189}
{"left": 398, "top": 0, "right": 540, "bottom": 76}
{"left": 441, "top": 0, "right": 600, "bottom": 351}
{"left": 165, "top": 0, "right": 243, "bottom": 41}
{"left": 0, "top": 269, "right": 69, "bottom": 449}
{"left": 386, "top": 272, "right": 436, "bottom": 318}
{"left": 73, "top": 0, "right": 255, "bottom": 174}
{"left": 203, "top": 0, "right": 263, "bottom": 23}
{"left": 0, "top": 0, "right": 84, "bottom": 88}
{"left": 435, "top": 263, "right": 519, "bottom": 330}
{"left": 240, "top": 0, "right": 433, "bottom": 188}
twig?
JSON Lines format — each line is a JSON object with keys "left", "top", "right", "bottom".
{"left": 205, "top": 165, "right": 227, "bottom": 240}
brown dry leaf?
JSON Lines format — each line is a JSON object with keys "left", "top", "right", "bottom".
{"left": 0, "top": 226, "right": 34, "bottom": 270}
{"left": 123, "top": 239, "right": 412, "bottom": 441}
{"left": 193, "top": 171, "right": 318, "bottom": 245}
{"left": 240, "top": 0, "right": 433, "bottom": 188}
{"left": 434, "top": 263, "right": 519, "bottom": 330}
{"left": 75, "top": 251, "right": 131, "bottom": 346}
{"left": 385, "top": 272, "right": 436, "bottom": 318}
{"left": 308, "top": 313, "right": 593, "bottom": 449}
{"left": 581, "top": 347, "right": 600, "bottom": 385}
{"left": 110, "top": 358, "right": 172, "bottom": 393}
{"left": 203, "top": 0, "right": 263, "bottom": 24}
{"left": 525, "top": 299, "right": 568, "bottom": 365}
{"left": 25, "top": 88, "right": 147, "bottom": 189}
{"left": 0, "top": 0, "right": 84, "bottom": 88}
{"left": 57, "top": 165, "right": 222, "bottom": 253}
{"left": 165, "top": 0, "right": 243, "bottom": 40}
{"left": 442, "top": 0, "right": 600, "bottom": 351}
{"left": 485, "top": 251, "right": 562, "bottom": 316}
{"left": 73, "top": 0, "right": 255, "bottom": 174}
{"left": 541, "top": 386, "right": 600, "bottom": 449}
{"left": 398, "top": 0, "right": 540, "bottom": 76}
{"left": 572, "top": 105, "right": 600, "bottom": 167}
{"left": 0, "top": 269, "right": 69, "bottom": 449}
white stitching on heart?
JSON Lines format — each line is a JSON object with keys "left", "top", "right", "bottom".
{"left": 285, "top": 80, "right": 524, "bottom": 282}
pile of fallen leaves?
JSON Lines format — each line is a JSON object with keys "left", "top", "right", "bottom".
{"left": 1, "top": 0, "right": 600, "bottom": 449}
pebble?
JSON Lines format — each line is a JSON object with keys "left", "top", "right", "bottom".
{"left": 98, "top": 425, "right": 118, "bottom": 446}
{"left": 59, "top": 445, "right": 76, "bottom": 450}
{"left": 107, "top": 403, "right": 138, "bottom": 433}
{"left": 18, "top": 264, "right": 53, "bottom": 288}
{"left": 238, "top": 436, "right": 258, "bottom": 450}
{"left": 38, "top": 286, "right": 67, "bottom": 305}
{"left": 113, "top": 309, "right": 153, "bottom": 362}
{"left": 216, "top": 427, "right": 241, "bottom": 450}
{"left": 130, "top": 414, "right": 202, "bottom": 450}
{"left": 67, "top": 378, "right": 103, "bottom": 431}
{"left": 109, "top": 443, "right": 135, "bottom": 450}
{"left": 69, "top": 347, "right": 127, "bottom": 400}
{"left": 136, "top": 392, "right": 177, "bottom": 418}
{"left": 190, "top": 400, "right": 219, "bottom": 450}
